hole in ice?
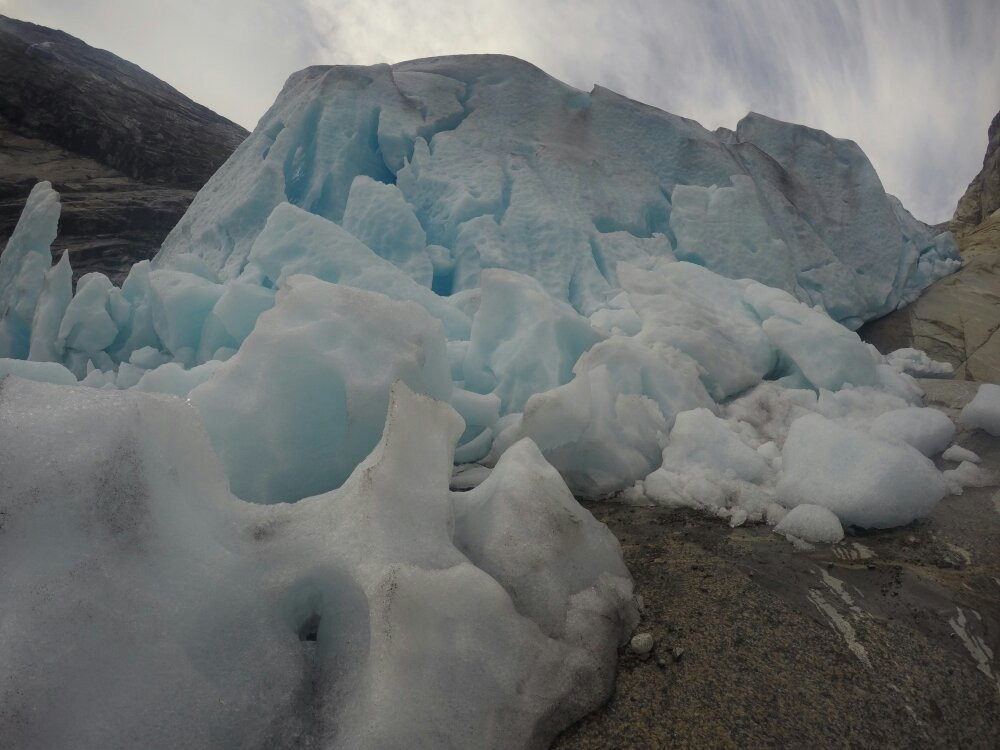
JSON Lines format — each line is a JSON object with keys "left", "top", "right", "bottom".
{"left": 432, "top": 266, "right": 455, "bottom": 296}
{"left": 298, "top": 612, "right": 322, "bottom": 642}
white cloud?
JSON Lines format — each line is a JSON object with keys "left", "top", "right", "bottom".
{"left": 5, "top": 0, "right": 999, "bottom": 222}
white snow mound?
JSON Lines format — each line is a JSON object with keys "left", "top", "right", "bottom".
{"left": 774, "top": 504, "right": 845, "bottom": 544}
{"left": 960, "top": 383, "right": 1000, "bottom": 436}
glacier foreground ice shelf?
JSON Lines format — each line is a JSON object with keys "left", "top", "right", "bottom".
{"left": 0, "top": 377, "right": 636, "bottom": 748}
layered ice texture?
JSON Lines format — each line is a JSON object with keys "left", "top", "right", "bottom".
{"left": 0, "top": 55, "right": 976, "bottom": 746}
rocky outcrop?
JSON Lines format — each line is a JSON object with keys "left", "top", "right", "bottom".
{"left": 862, "top": 211, "right": 1000, "bottom": 380}
{"left": 952, "top": 109, "right": 1000, "bottom": 239}
{"left": 862, "top": 109, "right": 1000, "bottom": 381}
{"left": 0, "top": 15, "right": 247, "bottom": 282}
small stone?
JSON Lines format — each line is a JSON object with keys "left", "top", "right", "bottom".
{"left": 657, "top": 658, "right": 667, "bottom": 668}
{"left": 671, "top": 647, "right": 685, "bottom": 662}
{"left": 629, "top": 632, "right": 655, "bottom": 656}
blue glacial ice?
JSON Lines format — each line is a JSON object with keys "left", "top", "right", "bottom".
{"left": 0, "top": 181, "right": 60, "bottom": 359}
{"left": 0, "top": 54, "right": 976, "bottom": 746}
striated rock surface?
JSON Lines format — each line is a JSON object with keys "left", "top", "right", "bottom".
{"left": 862, "top": 109, "right": 1000, "bottom": 381}
{"left": 0, "top": 15, "right": 247, "bottom": 282}
{"left": 952, "top": 109, "right": 1000, "bottom": 239}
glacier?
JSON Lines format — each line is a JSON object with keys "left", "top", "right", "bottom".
{"left": 0, "top": 55, "right": 978, "bottom": 746}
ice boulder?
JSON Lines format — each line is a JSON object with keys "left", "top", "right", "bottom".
{"left": 942, "top": 444, "right": 980, "bottom": 464}
{"left": 134, "top": 359, "right": 225, "bottom": 397}
{"left": 959, "top": 383, "right": 1000, "bottom": 436}
{"left": 620, "top": 262, "right": 774, "bottom": 400}
{"left": 190, "top": 275, "right": 452, "bottom": 503}
{"left": 0, "top": 376, "right": 635, "bottom": 749}
{"left": 774, "top": 504, "right": 845, "bottom": 544}
{"left": 464, "top": 269, "right": 604, "bottom": 412}
{"left": 242, "top": 201, "right": 470, "bottom": 340}
{"left": 0, "top": 181, "right": 60, "bottom": 359}
{"left": 453, "top": 437, "right": 636, "bottom": 637}
{"left": 744, "top": 283, "right": 878, "bottom": 391}
{"left": 884, "top": 347, "right": 954, "bottom": 378}
{"left": 642, "top": 407, "right": 776, "bottom": 516}
{"left": 660, "top": 408, "right": 772, "bottom": 484}
{"left": 941, "top": 460, "right": 994, "bottom": 495}
{"left": 341, "top": 175, "right": 434, "bottom": 286}
{"left": 56, "top": 272, "right": 126, "bottom": 374}
{"left": 777, "top": 413, "right": 947, "bottom": 528}
{"left": 869, "top": 406, "right": 955, "bottom": 457}
{"left": 493, "top": 364, "right": 670, "bottom": 497}
{"left": 0, "top": 357, "right": 77, "bottom": 385}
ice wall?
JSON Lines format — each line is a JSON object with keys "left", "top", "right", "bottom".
{"left": 157, "top": 56, "right": 958, "bottom": 326}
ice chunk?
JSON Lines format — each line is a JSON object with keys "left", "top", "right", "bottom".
{"left": 148, "top": 269, "right": 225, "bottom": 358}
{"left": 341, "top": 175, "right": 434, "bottom": 286}
{"left": 243, "top": 202, "right": 471, "bottom": 339}
{"left": 774, "top": 504, "right": 845, "bottom": 544}
{"left": 661, "top": 408, "right": 772, "bottom": 484}
{"left": 194, "top": 280, "right": 275, "bottom": 363}
{"left": 0, "top": 182, "right": 60, "bottom": 359}
{"left": 27, "top": 250, "right": 72, "bottom": 362}
{"left": 747, "top": 284, "right": 878, "bottom": 391}
{"left": 959, "top": 383, "right": 1000, "bottom": 436}
{"left": 0, "top": 357, "right": 77, "bottom": 385}
{"left": 464, "top": 269, "right": 603, "bottom": 412}
{"left": 869, "top": 407, "right": 955, "bottom": 457}
{"left": 620, "top": 262, "right": 774, "bottom": 400}
{"left": 777, "top": 413, "right": 946, "bottom": 528}
{"left": 57, "top": 273, "right": 121, "bottom": 366}
{"left": 0, "top": 376, "right": 635, "bottom": 749}
{"left": 641, "top": 407, "right": 776, "bottom": 517}
{"left": 134, "top": 360, "right": 224, "bottom": 397}
{"left": 167, "top": 252, "right": 219, "bottom": 281}
{"left": 942, "top": 461, "right": 994, "bottom": 495}
{"left": 498, "top": 364, "right": 669, "bottom": 497}
{"left": 884, "top": 347, "right": 954, "bottom": 378}
{"left": 736, "top": 112, "right": 959, "bottom": 321}
{"left": 190, "top": 276, "right": 452, "bottom": 503}
{"left": 571, "top": 336, "right": 715, "bottom": 429}
{"left": 109, "top": 261, "right": 162, "bottom": 363}
{"left": 942, "top": 444, "right": 981, "bottom": 464}
{"left": 453, "top": 437, "right": 634, "bottom": 636}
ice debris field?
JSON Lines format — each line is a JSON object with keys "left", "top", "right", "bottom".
{"left": 0, "top": 55, "right": 997, "bottom": 747}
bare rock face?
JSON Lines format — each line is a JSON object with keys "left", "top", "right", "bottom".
{"left": 863, "top": 211, "right": 1000, "bottom": 380}
{"left": 862, "top": 109, "right": 1000, "bottom": 381}
{"left": 0, "top": 15, "right": 247, "bottom": 282}
{"left": 952, "top": 110, "right": 1000, "bottom": 239}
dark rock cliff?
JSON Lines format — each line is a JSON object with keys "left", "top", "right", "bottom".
{"left": 951, "top": 109, "right": 1000, "bottom": 238}
{"left": 0, "top": 15, "right": 248, "bottom": 282}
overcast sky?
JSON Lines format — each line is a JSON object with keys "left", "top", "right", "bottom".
{"left": 4, "top": 0, "right": 998, "bottom": 224}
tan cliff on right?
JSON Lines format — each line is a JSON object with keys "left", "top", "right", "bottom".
{"left": 863, "top": 109, "right": 1000, "bottom": 380}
